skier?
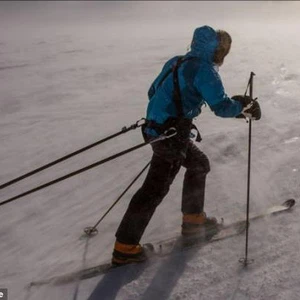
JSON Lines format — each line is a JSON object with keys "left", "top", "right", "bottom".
{"left": 112, "top": 25, "right": 261, "bottom": 265}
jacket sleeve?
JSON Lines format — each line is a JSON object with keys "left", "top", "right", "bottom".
{"left": 194, "top": 67, "right": 243, "bottom": 118}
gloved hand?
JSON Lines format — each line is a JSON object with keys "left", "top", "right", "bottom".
{"left": 232, "top": 95, "right": 261, "bottom": 120}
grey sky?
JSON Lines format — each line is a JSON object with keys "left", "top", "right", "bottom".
{"left": 1, "top": 1, "right": 299, "bottom": 26}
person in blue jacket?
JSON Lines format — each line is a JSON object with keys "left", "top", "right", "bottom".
{"left": 112, "top": 25, "right": 261, "bottom": 265}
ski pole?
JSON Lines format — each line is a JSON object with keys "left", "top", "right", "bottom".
{"left": 239, "top": 71, "right": 255, "bottom": 266}
{"left": 0, "top": 118, "right": 146, "bottom": 190}
{"left": 0, "top": 128, "right": 176, "bottom": 208}
{"left": 83, "top": 161, "right": 151, "bottom": 237}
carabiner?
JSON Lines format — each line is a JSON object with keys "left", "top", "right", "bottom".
{"left": 136, "top": 118, "right": 146, "bottom": 128}
{"left": 164, "top": 127, "right": 177, "bottom": 138}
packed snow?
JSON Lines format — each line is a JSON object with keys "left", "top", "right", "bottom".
{"left": 1, "top": 1, "right": 300, "bottom": 300}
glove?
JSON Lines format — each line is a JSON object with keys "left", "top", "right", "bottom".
{"left": 232, "top": 95, "right": 261, "bottom": 120}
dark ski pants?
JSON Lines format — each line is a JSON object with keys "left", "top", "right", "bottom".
{"left": 115, "top": 139, "right": 210, "bottom": 245}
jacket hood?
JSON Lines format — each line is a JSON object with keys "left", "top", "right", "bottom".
{"left": 188, "top": 25, "right": 218, "bottom": 62}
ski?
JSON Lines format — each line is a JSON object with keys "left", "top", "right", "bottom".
{"left": 29, "top": 199, "right": 295, "bottom": 287}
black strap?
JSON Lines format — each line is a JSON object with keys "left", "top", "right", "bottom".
{"left": 172, "top": 56, "right": 198, "bottom": 115}
{"left": 172, "top": 57, "right": 187, "bottom": 117}
{"left": 191, "top": 123, "right": 202, "bottom": 142}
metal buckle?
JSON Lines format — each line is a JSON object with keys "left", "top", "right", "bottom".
{"left": 136, "top": 118, "right": 146, "bottom": 128}
{"left": 164, "top": 127, "right": 177, "bottom": 138}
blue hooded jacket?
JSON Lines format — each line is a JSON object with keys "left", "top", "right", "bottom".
{"left": 145, "top": 26, "right": 242, "bottom": 135}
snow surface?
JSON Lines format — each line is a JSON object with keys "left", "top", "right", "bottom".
{"left": 1, "top": 1, "right": 300, "bottom": 300}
